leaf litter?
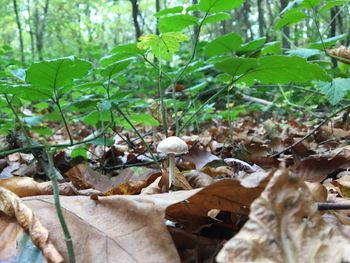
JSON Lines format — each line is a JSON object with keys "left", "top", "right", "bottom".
{"left": 1, "top": 117, "right": 350, "bottom": 262}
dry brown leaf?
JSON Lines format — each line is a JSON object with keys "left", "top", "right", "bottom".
{"left": 181, "top": 146, "right": 220, "bottom": 169}
{"left": 305, "top": 182, "right": 328, "bottom": 202}
{"left": 65, "top": 163, "right": 112, "bottom": 191}
{"left": 18, "top": 191, "right": 201, "bottom": 262}
{"left": 326, "top": 45, "right": 350, "bottom": 64}
{"left": 0, "top": 177, "right": 100, "bottom": 197}
{"left": 104, "top": 180, "right": 148, "bottom": 195}
{"left": 200, "top": 166, "right": 233, "bottom": 178}
{"left": 332, "top": 174, "right": 350, "bottom": 198}
{"left": 216, "top": 167, "right": 350, "bottom": 263}
{"left": 0, "top": 186, "right": 63, "bottom": 263}
{"left": 166, "top": 174, "right": 271, "bottom": 231}
{"left": 140, "top": 176, "right": 162, "bottom": 195}
{"left": 184, "top": 170, "right": 214, "bottom": 188}
{"left": 294, "top": 154, "right": 350, "bottom": 182}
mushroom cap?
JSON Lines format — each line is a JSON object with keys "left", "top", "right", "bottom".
{"left": 157, "top": 136, "right": 188, "bottom": 154}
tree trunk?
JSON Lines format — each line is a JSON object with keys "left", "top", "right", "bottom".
{"left": 33, "top": 0, "right": 50, "bottom": 60}
{"left": 330, "top": 8, "right": 338, "bottom": 67}
{"left": 257, "top": 0, "right": 265, "bottom": 37}
{"left": 130, "top": 0, "right": 142, "bottom": 41}
{"left": 243, "top": 1, "right": 253, "bottom": 40}
{"left": 192, "top": 0, "right": 199, "bottom": 44}
{"left": 280, "top": 0, "right": 290, "bottom": 49}
{"left": 26, "top": 0, "right": 35, "bottom": 60}
{"left": 12, "top": 0, "right": 25, "bottom": 63}
{"left": 155, "top": 0, "right": 160, "bottom": 35}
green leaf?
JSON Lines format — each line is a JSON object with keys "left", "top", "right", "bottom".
{"left": 287, "top": 48, "right": 322, "bottom": 58}
{"left": 129, "top": 113, "right": 159, "bottom": 126}
{"left": 26, "top": 57, "right": 91, "bottom": 95}
{"left": 154, "top": 6, "right": 183, "bottom": 17}
{"left": 158, "top": 14, "right": 198, "bottom": 33}
{"left": 300, "top": 0, "right": 320, "bottom": 8}
{"left": 100, "top": 58, "right": 133, "bottom": 77}
{"left": 137, "top": 32, "right": 189, "bottom": 61}
{"left": 205, "top": 33, "right": 242, "bottom": 57}
{"left": 202, "top": 12, "right": 231, "bottom": 25}
{"left": 89, "top": 137, "right": 114, "bottom": 146}
{"left": 215, "top": 57, "right": 258, "bottom": 77}
{"left": 198, "top": 0, "right": 245, "bottom": 13}
{"left": 261, "top": 41, "right": 282, "bottom": 55}
{"left": 309, "top": 33, "right": 348, "bottom": 49}
{"left": 319, "top": 0, "right": 347, "bottom": 13}
{"left": 236, "top": 37, "right": 266, "bottom": 55}
{"left": 320, "top": 78, "right": 350, "bottom": 105}
{"left": 276, "top": 9, "right": 308, "bottom": 29}
{"left": 215, "top": 56, "right": 331, "bottom": 84}
{"left": 71, "top": 147, "right": 87, "bottom": 159}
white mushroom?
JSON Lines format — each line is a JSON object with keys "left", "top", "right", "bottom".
{"left": 157, "top": 136, "right": 188, "bottom": 188}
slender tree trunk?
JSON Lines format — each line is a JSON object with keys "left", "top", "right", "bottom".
{"left": 26, "top": 0, "right": 35, "bottom": 60}
{"left": 130, "top": 0, "right": 142, "bottom": 40}
{"left": 280, "top": 0, "right": 290, "bottom": 49}
{"left": 330, "top": 8, "right": 338, "bottom": 67}
{"left": 155, "top": 0, "right": 160, "bottom": 35}
{"left": 192, "top": 0, "right": 199, "bottom": 44}
{"left": 12, "top": 0, "right": 25, "bottom": 63}
{"left": 243, "top": 1, "right": 253, "bottom": 40}
{"left": 257, "top": 0, "right": 265, "bottom": 37}
{"left": 33, "top": 0, "right": 50, "bottom": 60}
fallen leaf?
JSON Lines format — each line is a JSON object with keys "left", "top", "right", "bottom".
{"left": 166, "top": 174, "right": 272, "bottom": 232}
{"left": 216, "top": 167, "right": 350, "bottom": 263}
{"left": 200, "top": 166, "right": 233, "bottom": 178}
{"left": 0, "top": 186, "right": 63, "bottom": 262}
{"left": 181, "top": 146, "right": 220, "bottom": 169}
{"left": 184, "top": 170, "right": 214, "bottom": 188}
{"left": 18, "top": 191, "right": 201, "bottom": 262}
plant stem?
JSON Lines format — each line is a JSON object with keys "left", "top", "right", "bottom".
{"left": 179, "top": 81, "right": 234, "bottom": 133}
{"left": 114, "top": 105, "right": 160, "bottom": 168}
{"left": 172, "top": 11, "right": 209, "bottom": 136}
{"left": 56, "top": 100, "right": 74, "bottom": 145}
{"left": 47, "top": 151, "right": 75, "bottom": 263}
{"left": 317, "top": 202, "right": 350, "bottom": 210}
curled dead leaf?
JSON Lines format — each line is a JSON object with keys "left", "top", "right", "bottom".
{"left": 216, "top": 167, "right": 350, "bottom": 263}
{"left": 0, "top": 186, "right": 63, "bottom": 263}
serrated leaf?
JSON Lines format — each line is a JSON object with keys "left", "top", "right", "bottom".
{"left": 198, "top": 0, "right": 244, "bottom": 13}
{"left": 202, "top": 12, "right": 231, "bottom": 25}
{"left": 276, "top": 9, "right": 308, "bottom": 29}
{"left": 205, "top": 33, "right": 242, "bottom": 57}
{"left": 215, "top": 56, "right": 331, "bottom": 84}
{"left": 320, "top": 78, "right": 350, "bottom": 105}
{"left": 137, "top": 32, "right": 189, "bottom": 61}
{"left": 26, "top": 57, "right": 91, "bottom": 95}
{"left": 158, "top": 14, "right": 198, "bottom": 33}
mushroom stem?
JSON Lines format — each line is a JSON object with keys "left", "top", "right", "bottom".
{"left": 168, "top": 153, "right": 176, "bottom": 188}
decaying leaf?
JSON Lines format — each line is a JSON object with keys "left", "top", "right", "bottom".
{"left": 216, "top": 167, "right": 350, "bottom": 263}
{"left": 326, "top": 45, "right": 350, "bottom": 64}
{"left": 166, "top": 173, "right": 272, "bottom": 231}
{"left": 181, "top": 146, "right": 220, "bottom": 169}
{"left": 17, "top": 191, "right": 202, "bottom": 262}
{"left": 184, "top": 170, "right": 214, "bottom": 188}
{"left": 0, "top": 186, "right": 63, "bottom": 263}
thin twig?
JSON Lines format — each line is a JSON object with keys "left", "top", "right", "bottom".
{"left": 272, "top": 104, "right": 350, "bottom": 157}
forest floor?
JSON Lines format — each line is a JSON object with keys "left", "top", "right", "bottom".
{"left": 1, "top": 113, "right": 350, "bottom": 262}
